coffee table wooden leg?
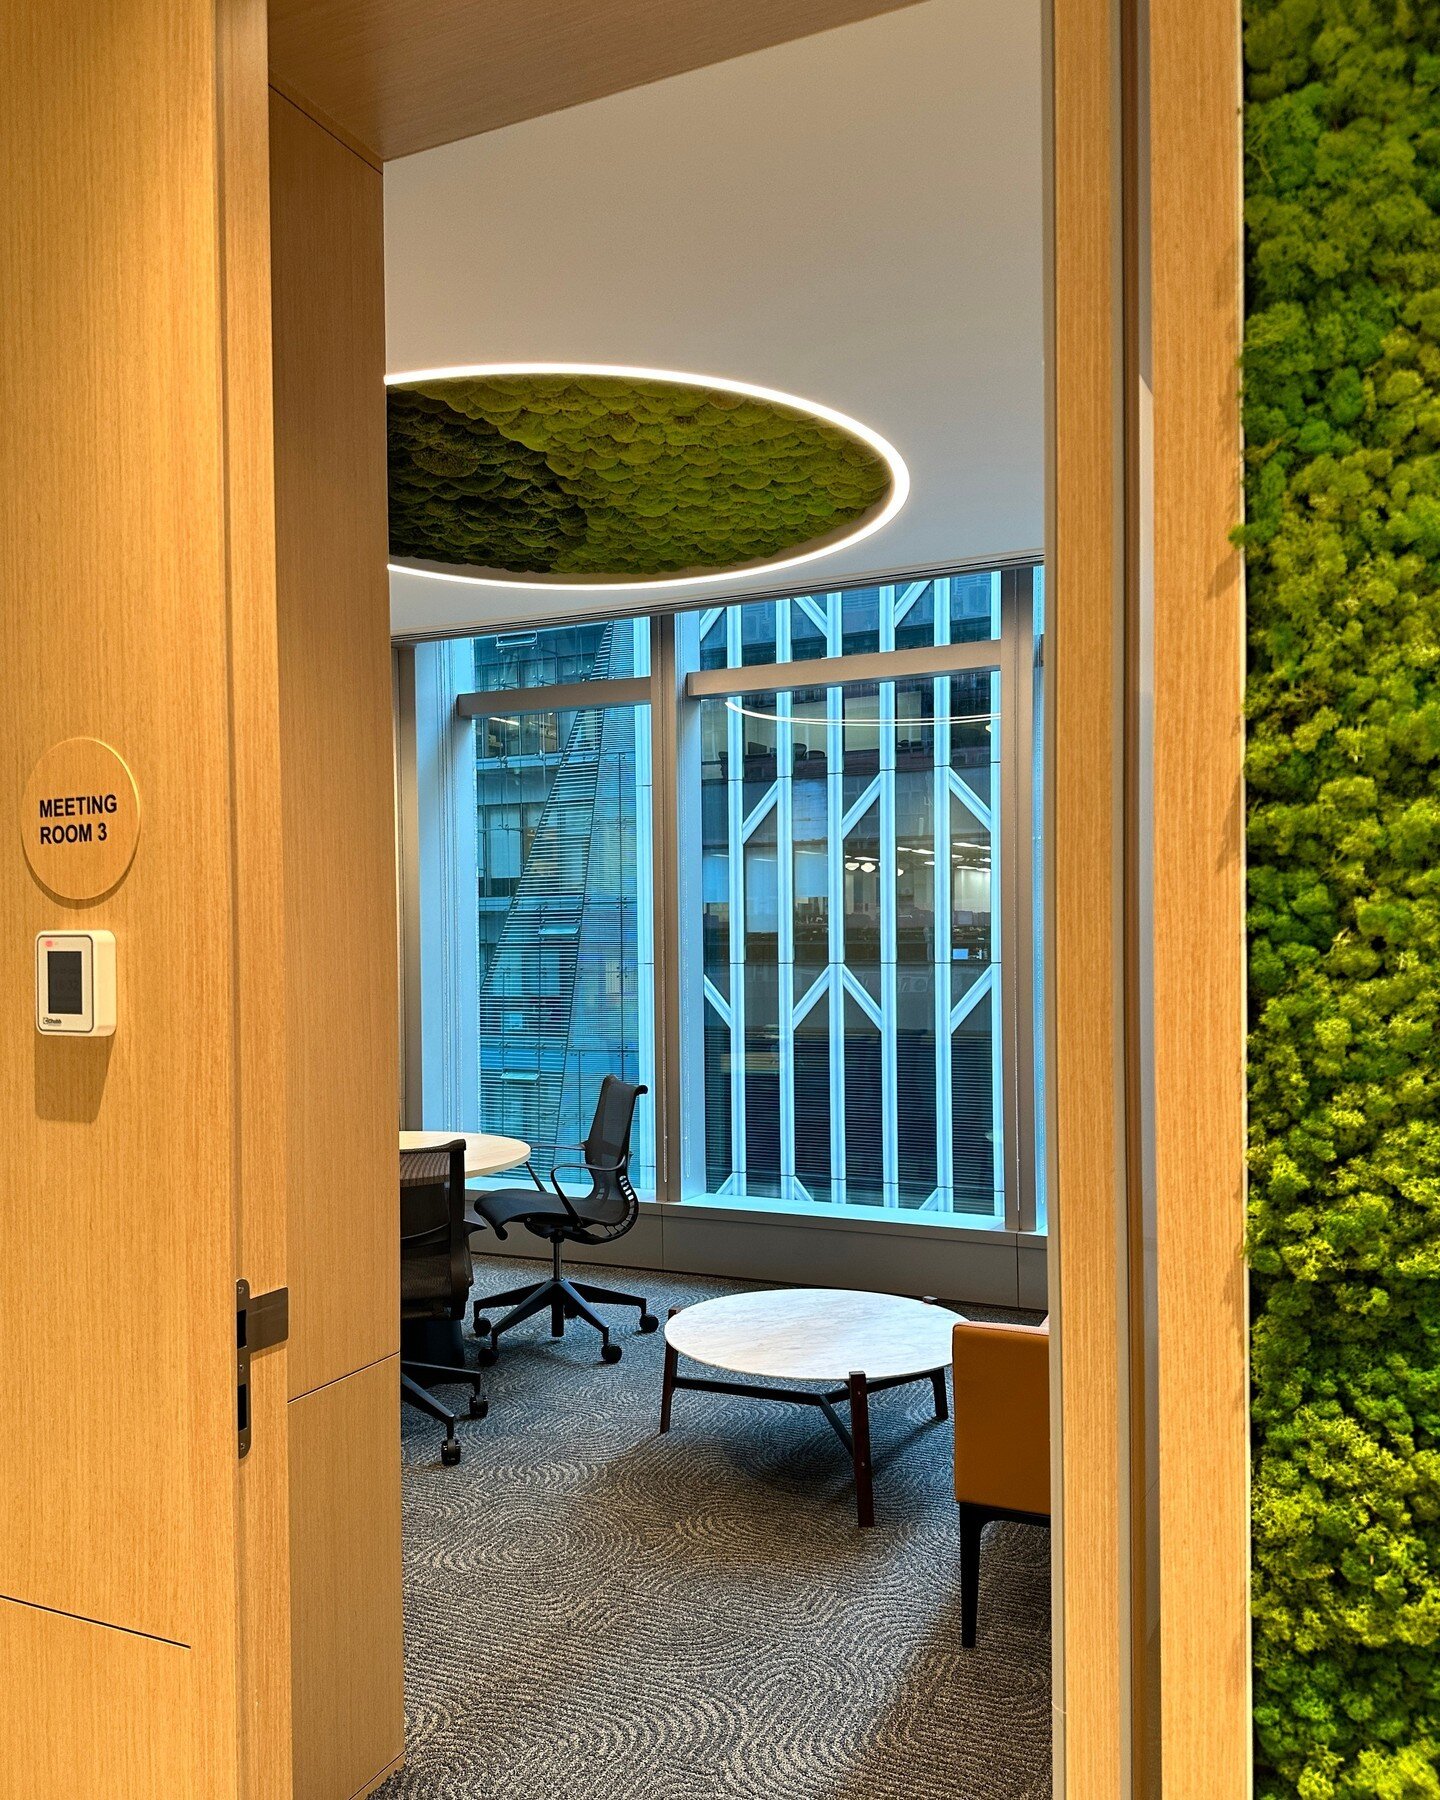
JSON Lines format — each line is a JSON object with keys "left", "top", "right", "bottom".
{"left": 659, "top": 1306, "right": 681, "bottom": 1433}
{"left": 918, "top": 1297, "right": 952, "bottom": 1422}
{"left": 848, "top": 1370, "right": 875, "bottom": 1527}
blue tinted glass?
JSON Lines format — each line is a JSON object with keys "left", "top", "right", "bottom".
{"left": 471, "top": 617, "right": 654, "bottom": 1190}
{"left": 473, "top": 618, "right": 649, "bottom": 689}
{"left": 694, "top": 573, "right": 999, "bottom": 672}
{"left": 450, "top": 567, "right": 1040, "bottom": 1229}
{"left": 695, "top": 666, "right": 1002, "bottom": 1221}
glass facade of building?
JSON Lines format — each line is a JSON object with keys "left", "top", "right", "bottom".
{"left": 455, "top": 566, "right": 1042, "bottom": 1226}
{"left": 693, "top": 576, "right": 1005, "bottom": 1219}
{"left": 471, "top": 619, "right": 656, "bottom": 1189}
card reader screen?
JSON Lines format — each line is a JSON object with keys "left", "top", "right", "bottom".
{"left": 48, "top": 949, "right": 83, "bottom": 1016}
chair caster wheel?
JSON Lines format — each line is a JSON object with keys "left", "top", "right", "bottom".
{"left": 472, "top": 1315, "right": 492, "bottom": 1337}
{"left": 601, "top": 1342, "right": 623, "bottom": 1365}
{"left": 468, "top": 1395, "right": 489, "bottom": 1420}
{"left": 441, "top": 1440, "right": 461, "bottom": 1467}
{"left": 474, "top": 1343, "right": 497, "bottom": 1367}
{"left": 638, "top": 1312, "right": 659, "bottom": 1333}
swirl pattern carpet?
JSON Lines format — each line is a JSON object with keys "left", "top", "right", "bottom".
{"left": 380, "top": 1255, "right": 1052, "bottom": 1800}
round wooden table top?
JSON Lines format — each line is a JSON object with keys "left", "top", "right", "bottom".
{"left": 398, "top": 1130, "right": 531, "bottom": 1180}
{"left": 664, "top": 1287, "right": 959, "bottom": 1384}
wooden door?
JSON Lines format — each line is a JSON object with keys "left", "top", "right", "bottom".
{"left": 269, "top": 87, "right": 405, "bottom": 1800}
{"left": 0, "top": 3, "right": 291, "bottom": 1794}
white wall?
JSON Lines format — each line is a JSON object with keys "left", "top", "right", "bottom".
{"left": 385, "top": 0, "right": 1044, "bottom": 636}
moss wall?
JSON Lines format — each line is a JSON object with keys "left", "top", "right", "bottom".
{"left": 387, "top": 374, "right": 890, "bottom": 579}
{"left": 1243, "top": 1, "right": 1440, "bottom": 1792}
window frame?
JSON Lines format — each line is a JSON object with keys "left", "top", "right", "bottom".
{"left": 671, "top": 568, "right": 1040, "bottom": 1230}
{"left": 411, "top": 562, "right": 1044, "bottom": 1234}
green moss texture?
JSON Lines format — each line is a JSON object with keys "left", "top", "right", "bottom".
{"left": 387, "top": 373, "right": 891, "bottom": 579}
{"left": 1243, "top": 2, "right": 1440, "bottom": 1792}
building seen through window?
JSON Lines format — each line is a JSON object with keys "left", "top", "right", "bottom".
{"left": 472, "top": 618, "right": 656, "bottom": 1190}
{"left": 460, "top": 567, "right": 1042, "bottom": 1227}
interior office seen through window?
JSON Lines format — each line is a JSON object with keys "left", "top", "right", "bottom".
{"left": 404, "top": 564, "right": 1045, "bottom": 1234}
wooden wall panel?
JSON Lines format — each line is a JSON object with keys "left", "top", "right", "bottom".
{"left": 0, "top": 1603, "right": 203, "bottom": 1797}
{"left": 270, "top": 85, "right": 403, "bottom": 1800}
{"left": 0, "top": 1, "right": 289, "bottom": 1793}
{"left": 1052, "top": 1, "right": 1250, "bottom": 1790}
{"left": 0, "top": 0, "right": 236, "bottom": 1653}
{"left": 1050, "top": 0, "right": 1129, "bottom": 1790}
{"left": 1149, "top": 0, "right": 1249, "bottom": 1788}
{"left": 288, "top": 1360, "right": 404, "bottom": 1800}
{"left": 0, "top": 0, "right": 243, "bottom": 1722}
{"left": 270, "top": 89, "right": 397, "bottom": 1403}
{"left": 268, "top": 0, "right": 925, "bottom": 161}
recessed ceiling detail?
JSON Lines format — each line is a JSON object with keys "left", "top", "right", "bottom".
{"left": 386, "top": 364, "right": 906, "bottom": 590}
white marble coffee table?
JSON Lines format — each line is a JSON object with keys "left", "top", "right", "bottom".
{"left": 660, "top": 1287, "right": 959, "bottom": 1526}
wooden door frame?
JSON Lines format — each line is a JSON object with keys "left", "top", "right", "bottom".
{"left": 252, "top": 0, "right": 1252, "bottom": 1791}
{"left": 220, "top": 5, "right": 296, "bottom": 1797}
{"left": 1049, "top": 0, "right": 1248, "bottom": 1793}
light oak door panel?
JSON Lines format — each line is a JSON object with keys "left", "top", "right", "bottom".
{"left": 270, "top": 89, "right": 398, "bottom": 1405}
{"left": 289, "top": 1359, "right": 405, "bottom": 1800}
{"left": 0, "top": 0, "right": 240, "bottom": 1653}
{"left": 0, "top": 1, "right": 290, "bottom": 1793}
{"left": 0, "top": 1603, "right": 203, "bottom": 1799}
{"left": 1050, "top": 0, "right": 1128, "bottom": 1788}
{"left": 270, "top": 86, "right": 402, "bottom": 1800}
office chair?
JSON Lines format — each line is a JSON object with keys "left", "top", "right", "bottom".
{"left": 400, "top": 1138, "right": 489, "bottom": 1466}
{"left": 469, "top": 1076, "right": 657, "bottom": 1365}
{"left": 951, "top": 1316, "right": 1050, "bottom": 1646}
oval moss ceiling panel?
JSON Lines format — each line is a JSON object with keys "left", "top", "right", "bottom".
{"left": 386, "top": 365, "right": 906, "bottom": 588}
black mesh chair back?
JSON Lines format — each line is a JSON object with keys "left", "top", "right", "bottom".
{"left": 399, "top": 1139, "right": 472, "bottom": 1320}
{"left": 573, "top": 1075, "right": 643, "bottom": 1239}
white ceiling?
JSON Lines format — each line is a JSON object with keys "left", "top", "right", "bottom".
{"left": 384, "top": 0, "right": 1044, "bottom": 637}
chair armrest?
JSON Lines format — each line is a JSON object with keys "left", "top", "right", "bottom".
{"left": 546, "top": 1154, "right": 628, "bottom": 1219}
{"left": 546, "top": 1163, "right": 597, "bottom": 1222}
{"left": 549, "top": 1157, "right": 625, "bottom": 1181}
{"left": 536, "top": 1143, "right": 606, "bottom": 1204}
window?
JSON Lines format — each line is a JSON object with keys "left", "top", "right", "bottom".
{"left": 468, "top": 620, "right": 656, "bottom": 1190}
{"left": 408, "top": 564, "right": 1042, "bottom": 1231}
{"left": 695, "top": 670, "right": 1001, "bottom": 1217}
{"left": 684, "top": 572, "right": 1038, "bottom": 1225}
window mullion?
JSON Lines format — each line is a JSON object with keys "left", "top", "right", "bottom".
{"left": 999, "top": 568, "right": 1035, "bottom": 1233}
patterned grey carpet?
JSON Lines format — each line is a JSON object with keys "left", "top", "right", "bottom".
{"left": 381, "top": 1256, "right": 1052, "bottom": 1800}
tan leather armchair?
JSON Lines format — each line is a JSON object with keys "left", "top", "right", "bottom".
{"left": 952, "top": 1316, "right": 1050, "bottom": 1646}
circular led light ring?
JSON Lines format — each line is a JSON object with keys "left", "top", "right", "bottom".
{"left": 384, "top": 362, "right": 910, "bottom": 592}
{"left": 723, "top": 698, "right": 993, "bottom": 729}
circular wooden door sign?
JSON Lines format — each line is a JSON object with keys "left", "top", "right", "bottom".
{"left": 21, "top": 737, "right": 140, "bottom": 900}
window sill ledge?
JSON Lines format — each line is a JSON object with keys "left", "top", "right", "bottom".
{"left": 639, "top": 1193, "right": 1046, "bottom": 1248}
